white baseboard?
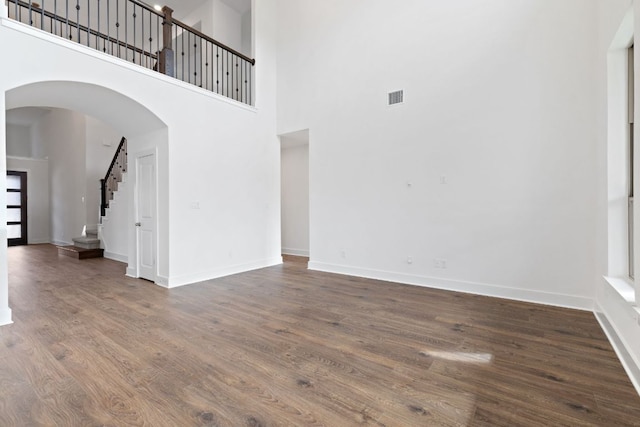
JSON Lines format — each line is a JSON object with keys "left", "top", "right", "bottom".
{"left": 594, "top": 310, "right": 640, "bottom": 396}
{"left": 104, "top": 251, "right": 128, "bottom": 263}
{"left": 51, "top": 239, "right": 72, "bottom": 246}
{"left": 155, "top": 275, "right": 169, "bottom": 288}
{"left": 307, "top": 261, "right": 593, "bottom": 311}
{"left": 0, "top": 307, "right": 13, "bottom": 326}
{"left": 125, "top": 267, "right": 137, "bottom": 278}
{"left": 166, "top": 257, "right": 283, "bottom": 288}
{"left": 282, "top": 248, "right": 310, "bottom": 257}
{"left": 28, "top": 238, "right": 50, "bottom": 245}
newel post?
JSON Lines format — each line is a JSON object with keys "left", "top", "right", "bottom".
{"left": 159, "top": 6, "right": 175, "bottom": 77}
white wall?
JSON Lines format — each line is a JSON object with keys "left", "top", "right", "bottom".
{"left": 241, "top": 9, "right": 252, "bottom": 57}
{"left": 212, "top": 0, "right": 243, "bottom": 53}
{"left": 85, "top": 116, "right": 122, "bottom": 230}
{"left": 31, "top": 109, "right": 87, "bottom": 245}
{"left": 277, "top": 0, "right": 598, "bottom": 309}
{"left": 0, "top": 69, "right": 10, "bottom": 325}
{"left": 100, "top": 171, "right": 129, "bottom": 263}
{"left": 281, "top": 141, "right": 309, "bottom": 256}
{"left": 180, "top": 0, "right": 250, "bottom": 56}
{"left": 5, "top": 123, "right": 31, "bottom": 157}
{"left": 5, "top": 156, "right": 49, "bottom": 244}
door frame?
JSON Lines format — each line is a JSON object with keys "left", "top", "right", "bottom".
{"left": 131, "top": 148, "right": 158, "bottom": 283}
{"left": 6, "top": 171, "right": 27, "bottom": 246}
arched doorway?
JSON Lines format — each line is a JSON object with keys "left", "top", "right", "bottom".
{"left": 1, "top": 80, "right": 169, "bottom": 325}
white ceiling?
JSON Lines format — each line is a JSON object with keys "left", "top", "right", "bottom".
{"left": 6, "top": 107, "right": 51, "bottom": 126}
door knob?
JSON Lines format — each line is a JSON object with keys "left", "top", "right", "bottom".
{"left": 135, "top": 222, "right": 141, "bottom": 227}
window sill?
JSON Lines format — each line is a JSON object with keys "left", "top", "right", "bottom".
{"left": 604, "top": 276, "right": 636, "bottom": 304}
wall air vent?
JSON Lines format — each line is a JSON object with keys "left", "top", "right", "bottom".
{"left": 388, "top": 90, "right": 404, "bottom": 106}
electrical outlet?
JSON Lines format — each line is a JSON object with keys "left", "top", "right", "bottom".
{"left": 407, "top": 256, "right": 413, "bottom": 264}
{"left": 434, "top": 258, "right": 447, "bottom": 269}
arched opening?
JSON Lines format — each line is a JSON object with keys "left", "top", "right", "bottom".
{"left": 1, "top": 80, "right": 169, "bottom": 325}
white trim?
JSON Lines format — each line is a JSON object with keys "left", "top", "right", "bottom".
{"left": 156, "top": 275, "right": 169, "bottom": 287}
{"left": 166, "top": 257, "right": 283, "bottom": 288}
{"left": 604, "top": 275, "right": 636, "bottom": 303}
{"left": 282, "top": 247, "right": 310, "bottom": 257}
{"left": 308, "top": 261, "right": 594, "bottom": 311}
{"left": 0, "top": 307, "right": 12, "bottom": 326}
{"left": 594, "top": 309, "right": 640, "bottom": 396}
{"left": 125, "top": 267, "right": 137, "bottom": 278}
{"left": 28, "top": 238, "right": 50, "bottom": 245}
{"left": 51, "top": 239, "right": 72, "bottom": 246}
{"left": 104, "top": 251, "right": 128, "bottom": 263}
{"left": 133, "top": 148, "right": 158, "bottom": 284}
{"left": 0, "top": 17, "right": 257, "bottom": 112}
{"left": 6, "top": 155, "right": 48, "bottom": 162}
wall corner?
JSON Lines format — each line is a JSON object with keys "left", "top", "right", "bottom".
{"left": 0, "top": 307, "right": 13, "bottom": 326}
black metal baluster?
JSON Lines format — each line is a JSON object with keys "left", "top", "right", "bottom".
{"left": 210, "top": 43, "right": 214, "bottom": 92}
{"left": 106, "top": 0, "right": 110, "bottom": 53}
{"left": 65, "top": 0, "right": 70, "bottom": 39}
{"left": 205, "top": 40, "right": 209, "bottom": 90}
{"left": 187, "top": 31, "right": 191, "bottom": 84}
{"left": 75, "top": 0, "right": 80, "bottom": 44}
{"left": 216, "top": 46, "right": 220, "bottom": 94}
{"left": 156, "top": 14, "right": 159, "bottom": 65}
{"left": 181, "top": 26, "right": 184, "bottom": 81}
{"left": 53, "top": 0, "right": 57, "bottom": 35}
{"left": 148, "top": 10, "right": 152, "bottom": 69}
{"left": 235, "top": 58, "right": 239, "bottom": 100}
{"left": 97, "top": 0, "right": 101, "bottom": 50}
{"left": 226, "top": 51, "right": 229, "bottom": 98}
{"left": 28, "top": 0, "right": 32, "bottom": 26}
{"left": 198, "top": 37, "right": 201, "bottom": 87}
{"left": 132, "top": 4, "right": 136, "bottom": 63}
{"left": 125, "top": 0, "right": 128, "bottom": 61}
{"left": 116, "top": 0, "right": 119, "bottom": 57}
{"left": 40, "top": 0, "right": 44, "bottom": 30}
{"left": 86, "top": 0, "right": 90, "bottom": 47}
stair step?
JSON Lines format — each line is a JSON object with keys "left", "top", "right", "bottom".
{"left": 72, "top": 236, "right": 101, "bottom": 249}
{"left": 57, "top": 246, "right": 104, "bottom": 260}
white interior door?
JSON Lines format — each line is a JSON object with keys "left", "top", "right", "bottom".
{"left": 136, "top": 152, "right": 156, "bottom": 282}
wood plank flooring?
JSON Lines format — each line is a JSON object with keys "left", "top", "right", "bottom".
{"left": 1, "top": 245, "right": 639, "bottom": 426}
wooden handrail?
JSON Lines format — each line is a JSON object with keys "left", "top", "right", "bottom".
{"left": 100, "top": 137, "right": 127, "bottom": 217}
{"left": 104, "top": 137, "right": 127, "bottom": 184}
{"left": 173, "top": 17, "right": 255, "bottom": 65}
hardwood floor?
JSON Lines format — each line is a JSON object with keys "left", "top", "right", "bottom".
{"left": 2, "top": 245, "right": 640, "bottom": 426}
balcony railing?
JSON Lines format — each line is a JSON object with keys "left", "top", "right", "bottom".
{"left": 5, "top": 0, "right": 255, "bottom": 105}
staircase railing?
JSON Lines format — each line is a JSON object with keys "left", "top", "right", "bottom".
{"left": 4, "top": 0, "right": 255, "bottom": 105}
{"left": 100, "top": 136, "right": 127, "bottom": 217}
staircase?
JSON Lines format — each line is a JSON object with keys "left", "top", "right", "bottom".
{"left": 57, "top": 228, "right": 104, "bottom": 259}
{"left": 56, "top": 137, "right": 127, "bottom": 260}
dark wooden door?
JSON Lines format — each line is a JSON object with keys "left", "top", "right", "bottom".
{"left": 6, "top": 171, "right": 27, "bottom": 246}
